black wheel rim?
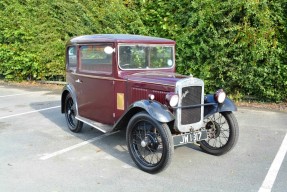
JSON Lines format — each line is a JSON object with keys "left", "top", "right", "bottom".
{"left": 66, "top": 97, "right": 76, "bottom": 128}
{"left": 131, "top": 121, "right": 164, "bottom": 167}
{"left": 204, "top": 113, "right": 230, "bottom": 149}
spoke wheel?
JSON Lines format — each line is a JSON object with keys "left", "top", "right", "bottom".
{"left": 65, "top": 94, "right": 83, "bottom": 133}
{"left": 199, "top": 112, "right": 239, "bottom": 155}
{"left": 126, "top": 112, "right": 173, "bottom": 173}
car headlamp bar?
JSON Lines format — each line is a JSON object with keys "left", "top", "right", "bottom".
{"left": 171, "top": 103, "right": 216, "bottom": 109}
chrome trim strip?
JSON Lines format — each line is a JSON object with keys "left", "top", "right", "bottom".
{"left": 72, "top": 72, "right": 126, "bottom": 82}
{"left": 172, "top": 103, "right": 216, "bottom": 109}
{"left": 127, "top": 79, "right": 175, "bottom": 87}
{"left": 72, "top": 72, "right": 174, "bottom": 86}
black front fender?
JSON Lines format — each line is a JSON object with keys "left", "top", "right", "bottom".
{"left": 113, "top": 100, "right": 174, "bottom": 131}
{"left": 204, "top": 94, "right": 237, "bottom": 118}
{"left": 131, "top": 100, "right": 175, "bottom": 123}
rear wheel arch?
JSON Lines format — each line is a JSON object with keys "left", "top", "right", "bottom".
{"left": 61, "top": 84, "right": 78, "bottom": 114}
{"left": 61, "top": 90, "right": 70, "bottom": 113}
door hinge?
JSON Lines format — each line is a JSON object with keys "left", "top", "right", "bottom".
{"left": 113, "top": 113, "right": 115, "bottom": 118}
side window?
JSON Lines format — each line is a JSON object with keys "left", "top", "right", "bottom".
{"left": 79, "top": 44, "right": 113, "bottom": 74}
{"left": 68, "top": 46, "right": 77, "bottom": 68}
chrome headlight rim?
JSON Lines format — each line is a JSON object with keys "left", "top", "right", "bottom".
{"left": 214, "top": 89, "right": 226, "bottom": 104}
{"left": 166, "top": 92, "right": 179, "bottom": 107}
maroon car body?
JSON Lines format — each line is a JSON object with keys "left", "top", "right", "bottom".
{"left": 61, "top": 34, "right": 239, "bottom": 173}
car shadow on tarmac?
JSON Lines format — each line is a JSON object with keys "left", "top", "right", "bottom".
{"left": 31, "top": 101, "right": 137, "bottom": 168}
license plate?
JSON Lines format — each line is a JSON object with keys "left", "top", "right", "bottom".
{"left": 173, "top": 130, "right": 207, "bottom": 146}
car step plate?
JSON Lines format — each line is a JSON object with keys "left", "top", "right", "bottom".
{"left": 173, "top": 130, "right": 207, "bottom": 146}
{"left": 76, "top": 115, "right": 113, "bottom": 133}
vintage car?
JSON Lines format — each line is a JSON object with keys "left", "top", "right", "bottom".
{"left": 61, "top": 34, "right": 239, "bottom": 173}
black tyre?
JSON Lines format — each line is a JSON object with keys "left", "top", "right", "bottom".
{"left": 65, "top": 94, "right": 83, "bottom": 133}
{"left": 198, "top": 112, "right": 239, "bottom": 156}
{"left": 126, "top": 112, "right": 174, "bottom": 173}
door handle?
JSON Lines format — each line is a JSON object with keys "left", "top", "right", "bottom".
{"left": 75, "top": 79, "right": 82, "bottom": 83}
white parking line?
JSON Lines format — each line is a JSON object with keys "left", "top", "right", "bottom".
{"left": 39, "top": 131, "right": 120, "bottom": 160}
{"left": 0, "top": 92, "right": 36, "bottom": 98}
{"left": 259, "top": 133, "right": 287, "bottom": 192}
{"left": 0, "top": 106, "right": 61, "bottom": 120}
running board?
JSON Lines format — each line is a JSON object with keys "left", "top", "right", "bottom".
{"left": 75, "top": 116, "right": 113, "bottom": 133}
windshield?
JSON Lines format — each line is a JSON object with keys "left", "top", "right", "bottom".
{"left": 119, "top": 44, "right": 174, "bottom": 70}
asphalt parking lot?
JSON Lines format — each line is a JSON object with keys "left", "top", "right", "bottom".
{"left": 0, "top": 84, "right": 286, "bottom": 192}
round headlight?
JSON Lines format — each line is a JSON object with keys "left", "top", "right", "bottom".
{"left": 214, "top": 89, "right": 226, "bottom": 103}
{"left": 166, "top": 93, "right": 179, "bottom": 107}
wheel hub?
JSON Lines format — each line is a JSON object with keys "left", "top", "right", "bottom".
{"left": 141, "top": 140, "right": 147, "bottom": 147}
{"left": 206, "top": 121, "right": 221, "bottom": 138}
{"left": 141, "top": 133, "right": 159, "bottom": 152}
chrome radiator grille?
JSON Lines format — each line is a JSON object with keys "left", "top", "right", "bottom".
{"left": 175, "top": 77, "right": 204, "bottom": 132}
{"left": 181, "top": 86, "right": 202, "bottom": 125}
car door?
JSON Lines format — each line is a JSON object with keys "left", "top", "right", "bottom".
{"left": 75, "top": 43, "right": 115, "bottom": 125}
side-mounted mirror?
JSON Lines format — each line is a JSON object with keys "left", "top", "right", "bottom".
{"left": 104, "top": 46, "right": 115, "bottom": 54}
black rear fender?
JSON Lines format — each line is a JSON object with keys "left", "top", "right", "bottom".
{"left": 61, "top": 84, "right": 78, "bottom": 114}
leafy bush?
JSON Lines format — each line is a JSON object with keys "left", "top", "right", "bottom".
{"left": 133, "top": 0, "right": 287, "bottom": 102}
{"left": 0, "top": 0, "right": 286, "bottom": 101}
{"left": 0, "top": 0, "right": 145, "bottom": 81}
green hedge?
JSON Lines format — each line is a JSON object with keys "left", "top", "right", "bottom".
{"left": 0, "top": 0, "right": 286, "bottom": 102}
{"left": 0, "top": 0, "right": 145, "bottom": 81}
{"left": 133, "top": 0, "right": 287, "bottom": 102}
